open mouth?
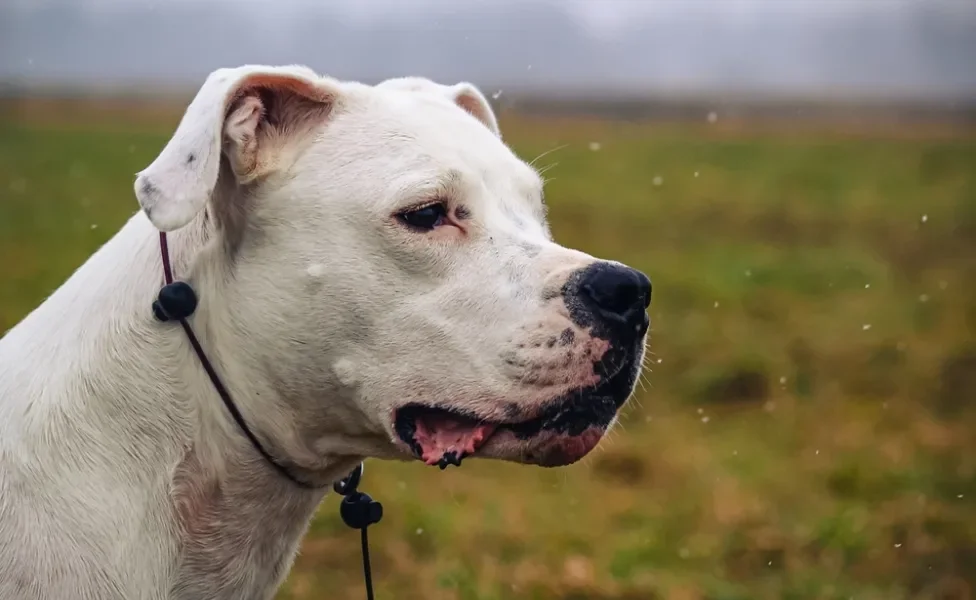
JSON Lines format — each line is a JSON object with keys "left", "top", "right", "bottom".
{"left": 394, "top": 392, "right": 619, "bottom": 469}
{"left": 394, "top": 345, "right": 644, "bottom": 469}
{"left": 394, "top": 405, "right": 499, "bottom": 469}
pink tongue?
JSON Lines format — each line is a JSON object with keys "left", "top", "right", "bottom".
{"left": 414, "top": 414, "right": 496, "bottom": 466}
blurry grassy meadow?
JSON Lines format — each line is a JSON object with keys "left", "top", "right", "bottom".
{"left": 1, "top": 98, "right": 975, "bottom": 600}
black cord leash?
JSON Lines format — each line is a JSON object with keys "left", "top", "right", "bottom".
{"left": 152, "top": 231, "right": 382, "bottom": 599}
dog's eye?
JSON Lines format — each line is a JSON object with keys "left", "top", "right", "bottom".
{"left": 397, "top": 203, "right": 448, "bottom": 231}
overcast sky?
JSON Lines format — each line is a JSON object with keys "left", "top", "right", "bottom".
{"left": 3, "top": 0, "right": 975, "bottom": 99}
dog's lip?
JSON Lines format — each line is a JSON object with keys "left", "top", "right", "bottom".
{"left": 392, "top": 347, "right": 639, "bottom": 468}
{"left": 392, "top": 403, "right": 527, "bottom": 466}
{"left": 393, "top": 388, "right": 618, "bottom": 467}
{"left": 392, "top": 403, "right": 614, "bottom": 469}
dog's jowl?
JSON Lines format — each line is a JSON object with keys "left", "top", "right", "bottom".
{"left": 0, "top": 65, "right": 650, "bottom": 600}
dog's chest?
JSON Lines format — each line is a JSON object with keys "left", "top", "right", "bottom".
{"left": 168, "top": 453, "right": 326, "bottom": 600}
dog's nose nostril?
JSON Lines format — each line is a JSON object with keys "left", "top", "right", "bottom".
{"left": 579, "top": 263, "right": 651, "bottom": 326}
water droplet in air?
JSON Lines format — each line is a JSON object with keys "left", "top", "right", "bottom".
{"left": 492, "top": 90, "right": 503, "bottom": 100}
{"left": 921, "top": 214, "right": 928, "bottom": 223}
{"left": 701, "top": 416, "right": 710, "bottom": 423}
{"left": 707, "top": 111, "right": 718, "bottom": 123}
{"left": 862, "top": 324, "right": 872, "bottom": 330}
{"left": 894, "top": 543, "right": 902, "bottom": 548}
{"left": 652, "top": 175, "right": 663, "bottom": 186}
{"left": 919, "top": 294, "right": 929, "bottom": 302}
{"left": 694, "top": 171, "right": 700, "bottom": 177}
{"left": 588, "top": 142, "right": 601, "bottom": 151}
{"left": 416, "top": 528, "right": 424, "bottom": 535}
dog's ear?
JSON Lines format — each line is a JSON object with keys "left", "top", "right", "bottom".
{"left": 135, "top": 65, "right": 338, "bottom": 232}
{"left": 376, "top": 77, "right": 500, "bottom": 138}
{"left": 446, "top": 83, "right": 500, "bottom": 137}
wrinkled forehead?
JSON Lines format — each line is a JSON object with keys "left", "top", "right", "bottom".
{"left": 341, "top": 86, "right": 549, "bottom": 236}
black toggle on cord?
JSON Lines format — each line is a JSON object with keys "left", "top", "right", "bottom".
{"left": 152, "top": 231, "right": 382, "bottom": 599}
{"left": 334, "top": 463, "right": 384, "bottom": 600}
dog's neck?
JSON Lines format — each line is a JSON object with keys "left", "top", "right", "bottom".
{"left": 0, "top": 212, "right": 355, "bottom": 600}
{"left": 145, "top": 215, "right": 363, "bottom": 599}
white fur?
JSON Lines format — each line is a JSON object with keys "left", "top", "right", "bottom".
{"left": 0, "top": 65, "right": 640, "bottom": 599}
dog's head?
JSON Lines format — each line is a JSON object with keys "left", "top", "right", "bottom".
{"left": 136, "top": 66, "right": 650, "bottom": 472}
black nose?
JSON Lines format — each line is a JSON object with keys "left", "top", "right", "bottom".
{"left": 579, "top": 263, "right": 651, "bottom": 331}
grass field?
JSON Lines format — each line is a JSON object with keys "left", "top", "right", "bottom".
{"left": 1, "top": 99, "right": 975, "bottom": 600}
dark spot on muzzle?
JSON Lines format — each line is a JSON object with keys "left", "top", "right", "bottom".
{"left": 140, "top": 178, "right": 158, "bottom": 198}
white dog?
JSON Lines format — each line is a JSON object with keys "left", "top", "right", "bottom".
{"left": 0, "top": 65, "right": 651, "bottom": 600}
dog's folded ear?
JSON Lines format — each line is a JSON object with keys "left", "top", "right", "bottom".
{"left": 445, "top": 83, "right": 500, "bottom": 137}
{"left": 135, "top": 65, "right": 338, "bottom": 232}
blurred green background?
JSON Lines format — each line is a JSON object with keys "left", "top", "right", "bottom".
{"left": 1, "top": 100, "right": 974, "bottom": 600}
